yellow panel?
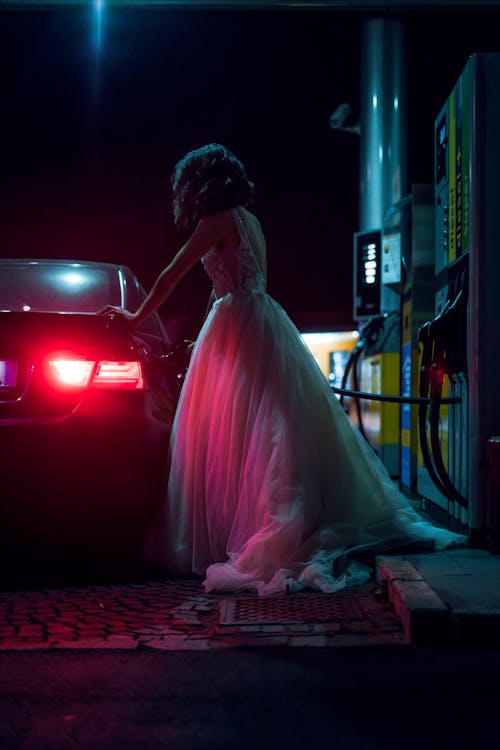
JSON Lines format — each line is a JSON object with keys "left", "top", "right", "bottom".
{"left": 380, "top": 352, "right": 400, "bottom": 446}
{"left": 360, "top": 351, "right": 401, "bottom": 449}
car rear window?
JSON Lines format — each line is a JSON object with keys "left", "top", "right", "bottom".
{"left": 0, "top": 263, "right": 121, "bottom": 313}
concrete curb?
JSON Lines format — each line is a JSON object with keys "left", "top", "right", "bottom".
{"left": 376, "top": 556, "right": 453, "bottom": 647}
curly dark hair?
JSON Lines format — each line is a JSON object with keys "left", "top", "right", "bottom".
{"left": 171, "top": 143, "right": 254, "bottom": 231}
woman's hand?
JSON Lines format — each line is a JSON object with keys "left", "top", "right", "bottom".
{"left": 97, "top": 305, "right": 137, "bottom": 323}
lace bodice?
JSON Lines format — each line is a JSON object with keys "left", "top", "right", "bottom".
{"left": 202, "top": 210, "right": 266, "bottom": 299}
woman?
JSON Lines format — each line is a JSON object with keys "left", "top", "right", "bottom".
{"left": 101, "top": 143, "right": 465, "bottom": 595}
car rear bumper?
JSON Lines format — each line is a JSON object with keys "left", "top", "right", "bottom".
{"left": 0, "top": 394, "right": 171, "bottom": 578}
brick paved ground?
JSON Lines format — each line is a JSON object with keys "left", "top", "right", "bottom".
{"left": 0, "top": 580, "right": 406, "bottom": 650}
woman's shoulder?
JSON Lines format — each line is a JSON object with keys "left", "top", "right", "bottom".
{"left": 200, "top": 206, "right": 264, "bottom": 251}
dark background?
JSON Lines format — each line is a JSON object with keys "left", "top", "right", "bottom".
{"left": 1, "top": 5, "right": 499, "bottom": 340}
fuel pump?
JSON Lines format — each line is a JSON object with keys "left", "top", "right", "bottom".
{"left": 396, "top": 185, "right": 435, "bottom": 498}
{"left": 421, "top": 52, "right": 500, "bottom": 543}
{"left": 352, "top": 229, "right": 401, "bottom": 476}
{"left": 344, "top": 51, "right": 500, "bottom": 543}
{"left": 351, "top": 187, "right": 436, "bottom": 482}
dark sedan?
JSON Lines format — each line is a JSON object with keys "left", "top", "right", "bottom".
{"left": 0, "top": 259, "right": 181, "bottom": 586}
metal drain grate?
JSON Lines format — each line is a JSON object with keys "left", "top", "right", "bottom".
{"left": 219, "top": 594, "right": 365, "bottom": 625}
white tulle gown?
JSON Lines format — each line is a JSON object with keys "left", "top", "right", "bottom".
{"left": 142, "top": 207, "right": 466, "bottom": 595}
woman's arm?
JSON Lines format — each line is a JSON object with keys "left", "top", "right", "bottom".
{"left": 100, "top": 213, "right": 224, "bottom": 324}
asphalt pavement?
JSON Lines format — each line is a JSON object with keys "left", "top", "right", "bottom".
{"left": 1, "top": 646, "right": 500, "bottom": 750}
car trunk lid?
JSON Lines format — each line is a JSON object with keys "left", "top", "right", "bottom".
{"left": 0, "top": 311, "right": 142, "bottom": 420}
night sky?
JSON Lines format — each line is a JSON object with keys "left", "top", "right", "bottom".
{"left": 1, "top": 4, "right": 499, "bottom": 340}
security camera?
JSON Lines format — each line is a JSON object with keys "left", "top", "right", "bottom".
{"left": 329, "top": 103, "right": 360, "bottom": 135}
{"left": 329, "top": 103, "right": 352, "bottom": 129}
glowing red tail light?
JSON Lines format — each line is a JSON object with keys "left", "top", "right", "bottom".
{"left": 47, "top": 357, "right": 144, "bottom": 390}
{"left": 93, "top": 361, "right": 144, "bottom": 390}
{"left": 49, "top": 359, "right": 94, "bottom": 387}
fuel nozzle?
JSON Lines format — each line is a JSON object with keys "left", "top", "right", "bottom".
{"left": 357, "top": 312, "right": 395, "bottom": 351}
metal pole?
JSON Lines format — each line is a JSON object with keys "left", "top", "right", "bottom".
{"left": 359, "top": 17, "right": 407, "bottom": 232}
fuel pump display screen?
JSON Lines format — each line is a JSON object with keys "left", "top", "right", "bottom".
{"left": 353, "top": 230, "right": 381, "bottom": 319}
